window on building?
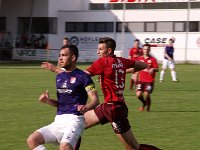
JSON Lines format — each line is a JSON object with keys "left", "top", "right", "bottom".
{"left": 0, "top": 17, "right": 6, "bottom": 32}
{"left": 18, "top": 17, "right": 57, "bottom": 34}
{"left": 116, "top": 22, "right": 129, "bottom": 32}
{"left": 87, "top": 22, "right": 95, "bottom": 32}
{"left": 66, "top": 22, "right": 75, "bottom": 32}
{"left": 65, "top": 22, "right": 113, "bottom": 32}
{"left": 128, "top": 22, "right": 144, "bottom": 32}
{"left": 174, "top": 22, "right": 185, "bottom": 32}
{"left": 157, "top": 22, "right": 173, "bottom": 32}
{"left": 105, "top": 22, "right": 113, "bottom": 32}
{"left": 145, "top": 22, "right": 156, "bottom": 32}
{"left": 96, "top": 23, "right": 105, "bottom": 32}
{"left": 189, "top": 21, "right": 199, "bottom": 32}
{"left": 76, "top": 22, "right": 85, "bottom": 32}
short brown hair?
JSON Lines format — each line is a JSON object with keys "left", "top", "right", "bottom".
{"left": 99, "top": 37, "right": 116, "bottom": 53}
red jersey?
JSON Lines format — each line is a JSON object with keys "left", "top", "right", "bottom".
{"left": 86, "top": 56, "right": 135, "bottom": 103}
{"left": 137, "top": 55, "right": 158, "bottom": 82}
{"left": 129, "top": 47, "right": 143, "bottom": 60}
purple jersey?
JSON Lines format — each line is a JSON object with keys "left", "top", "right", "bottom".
{"left": 56, "top": 68, "right": 94, "bottom": 115}
{"left": 164, "top": 45, "right": 174, "bottom": 60}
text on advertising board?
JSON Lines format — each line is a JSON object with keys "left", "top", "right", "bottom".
{"left": 16, "top": 49, "right": 36, "bottom": 56}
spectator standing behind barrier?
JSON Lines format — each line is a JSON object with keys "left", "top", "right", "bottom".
{"left": 159, "top": 38, "right": 178, "bottom": 82}
{"left": 128, "top": 39, "right": 143, "bottom": 90}
{"left": 39, "top": 33, "right": 47, "bottom": 49}
{"left": 63, "top": 37, "right": 71, "bottom": 46}
{"left": 57, "top": 37, "right": 71, "bottom": 67}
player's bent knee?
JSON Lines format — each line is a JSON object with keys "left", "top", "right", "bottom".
{"left": 27, "top": 131, "right": 45, "bottom": 148}
{"left": 60, "top": 142, "right": 73, "bottom": 150}
{"left": 27, "top": 134, "right": 37, "bottom": 146}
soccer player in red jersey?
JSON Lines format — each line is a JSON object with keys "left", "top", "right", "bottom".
{"left": 136, "top": 44, "right": 159, "bottom": 112}
{"left": 41, "top": 38, "right": 161, "bottom": 150}
{"left": 128, "top": 39, "right": 143, "bottom": 90}
{"left": 83, "top": 37, "right": 148, "bottom": 150}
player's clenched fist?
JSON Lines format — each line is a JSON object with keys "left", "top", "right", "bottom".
{"left": 39, "top": 90, "right": 49, "bottom": 103}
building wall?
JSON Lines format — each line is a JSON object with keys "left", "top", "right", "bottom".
{"left": 1, "top": 0, "right": 200, "bottom": 62}
{"left": 0, "top": 0, "right": 48, "bottom": 34}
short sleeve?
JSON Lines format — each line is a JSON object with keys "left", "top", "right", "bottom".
{"left": 82, "top": 73, "right": 94, "bottom": 88}
{"left": 124, "top": 58, "right": 135, "bottom": 69}
{"left": 86, "top": 59, "right": 103, "bottom": 76}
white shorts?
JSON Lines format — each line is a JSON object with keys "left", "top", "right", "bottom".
{"left": 37, "top": 114, "right": 85, "bottom": 149}
{"left": 162, "top": 59, "right": 175, "bottom": 69}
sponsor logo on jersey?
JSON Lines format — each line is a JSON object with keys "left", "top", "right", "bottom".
{"left": 112, "top": 58, "right": 124, "bottom": 69}
{"left": 70, "top": 77, "right": 76, "bottom": 84}
{"left": 57, "top": 89, "right": 73, "bottom": 94}
{"left": 57, "top": 80, "right": 73, "bottom": 94}
{"left": 62, "top": 80, "right": 68, "bottom": 88}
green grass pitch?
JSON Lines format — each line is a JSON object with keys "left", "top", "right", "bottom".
{"left": 0, "top": 62, "right": 199, "bottom": 150}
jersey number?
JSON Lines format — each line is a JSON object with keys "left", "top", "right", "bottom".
{"left": 115, "top": 69, "right": 125, "bottom": 88}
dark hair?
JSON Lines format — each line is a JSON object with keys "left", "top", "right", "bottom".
{"left": 99, "top": 37, "right": 116, "bottom": 53}
{"left": 60, "top": 45, "right": 79, "bottom": 61}
{"left": 63, "top": 37, "right": 69, "bottom": 41}
{"left": 169, "top": 38, "right": 175, "bottom": 43}
{"left": 134, "top": 39, "right": 140, "bottom": 42}
{"left": 143, "top": 43, "right": 151, "bottom": 48}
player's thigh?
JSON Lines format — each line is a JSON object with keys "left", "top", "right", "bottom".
{"left": 136, "top": 82, "right": 144, "bottom": 97}
{"left": 144, "top": 82, "right": 154, "bottom": 94}
{"left": 36, "top": 124, "right": 58, "bottom": 144}
{"left": 84, "top": 110, "right": 100, "bottom": 129}
{"left": 61, "top": 117, "right": 85, "bottom": 149}
{"left": 27, "top": 130, "right": 45, "bottom": 145}
{"left": 162, "top": 59, "right": 168, "bottom": 69}
{"left": 169, "top": 61, "right": 175, "bottom": 69}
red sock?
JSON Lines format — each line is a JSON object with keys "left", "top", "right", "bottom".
{"left": 146, "top": 97, "right": 151, "bottom": 112}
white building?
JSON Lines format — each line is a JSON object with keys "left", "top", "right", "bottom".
{"left": 1, "top": 0, "right": 200, "bottom": 62}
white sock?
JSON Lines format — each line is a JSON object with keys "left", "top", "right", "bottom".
{"left": 160, "top": 70, "right": 165, "bottom": 81}
{"left": 33, "top": 145, "right": 47, "bottom": 150}
{"left": 171, "top": 70, "right": 177, "bottom": 81}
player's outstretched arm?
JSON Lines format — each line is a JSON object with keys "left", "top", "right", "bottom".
{"left": 39, "top": 90, "right": 58, "bottom": 107}
{"left": 41, "top": 62, "right": 64, "bottom": 74}
{"left": 133, "top": 60, "right": 148, "bottom": 72}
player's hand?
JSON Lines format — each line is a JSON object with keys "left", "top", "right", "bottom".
{"left": 41, "top": 62, "right": 56, "bottom": 72}
{"left": 76, "top": 105, "right": 87, "bottom": 113}
{"left": 39, "top": 90, "right": 49, "bottom": 104}
{"left": 126, "top": 68, "right": 134, "bottom": 73}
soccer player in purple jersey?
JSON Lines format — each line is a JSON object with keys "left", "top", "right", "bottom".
{"left": 159, "top": 38, "right": 178, "bottom": 82}
{"left": 27, "top": 45, "right": 99, "bottom": 150}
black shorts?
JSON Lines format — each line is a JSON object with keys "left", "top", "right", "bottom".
{"left": 94, "top": 102, "right": 131, "bottom": 134}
